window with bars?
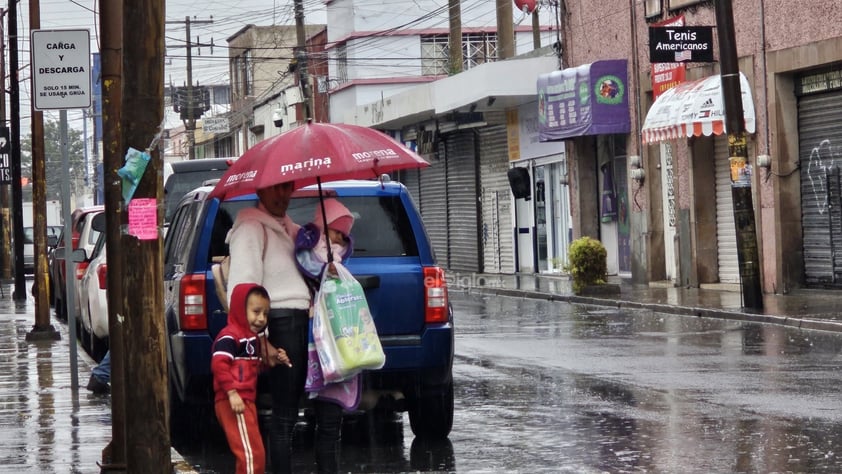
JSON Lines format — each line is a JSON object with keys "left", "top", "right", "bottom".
{"left": 336, "top": 44, "right": 349, "bottom": 85}
{"left": 421, "top": 33, "right": 498, "bottom": 76}
{"left": 232, "top": 50, "right": 253, "bottom": 98}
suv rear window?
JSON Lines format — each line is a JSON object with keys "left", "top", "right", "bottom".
{"left": 208, "top": 195, "right": 419, "bottom": 262}
{"left": 164, "top": 169, "right": 228, "bottom": 223}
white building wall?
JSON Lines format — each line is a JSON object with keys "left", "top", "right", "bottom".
{"left": 347, "top": 36, "right": 421, "bottom": 80}
{"left": 332, "top": 83, "right": 426, "bottom": 124}
{"left": 328, "top": 0, "right": 500, "bottom": 37}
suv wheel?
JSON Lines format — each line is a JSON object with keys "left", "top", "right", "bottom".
{"left": 408, "top": 379, "right": 454, "bottom": 439}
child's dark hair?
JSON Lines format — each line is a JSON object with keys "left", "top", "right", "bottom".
{"left": 247, "top": 285, "right": 270, "bottom": 302}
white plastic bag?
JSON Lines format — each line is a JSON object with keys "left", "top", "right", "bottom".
{"left": 312, "top": 262, "right": 385, "bottom": 383}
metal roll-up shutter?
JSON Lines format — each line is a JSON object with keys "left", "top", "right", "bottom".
{"left": 714, "top": 136, "right": 740, "bottom": 283}
{"left": 798, "top": 89, "right": 842, "bottom": 285}
{"left": 445, "top": 131, "right": 480, "bottom": 272}
{"left": 477, "top": 124, "right": 514, "bottom": 273}
{"left": 398, "top": 168, "right": 422, "bottom": 210}
{"left": 419, "top": 141, "right": 449, "bottom": 266}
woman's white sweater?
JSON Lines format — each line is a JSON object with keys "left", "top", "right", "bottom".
{"left": 225, "top": 206, "right": 311, "bottom": 311}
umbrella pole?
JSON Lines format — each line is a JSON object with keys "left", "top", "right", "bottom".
{"left": 317, "top": 177, "right": 334, "bottom": 263}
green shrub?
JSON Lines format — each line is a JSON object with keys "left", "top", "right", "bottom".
{"left": 565, "top": 236, "right": 607, "bottom": 293}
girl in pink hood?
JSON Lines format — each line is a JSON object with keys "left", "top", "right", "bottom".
{"left": 295, "top": 198, "right": 354, "bottom": 281}
{"left": 211, "top": 283, "right": 291, "bottom": 474}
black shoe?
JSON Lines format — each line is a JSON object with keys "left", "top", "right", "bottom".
{"left": 86, "top": 374, "right": 110, "bottom": 394}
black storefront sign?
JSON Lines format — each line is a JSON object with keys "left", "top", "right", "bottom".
{"left": 649, "top": 26, "right": 715, "bottom": 63}
{"left": 0, "top": 127, "right": 10, "bottom": 184}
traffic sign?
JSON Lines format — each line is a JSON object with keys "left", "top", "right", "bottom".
{"left": 31, "top": 29, "right": 92, "bottom": 110}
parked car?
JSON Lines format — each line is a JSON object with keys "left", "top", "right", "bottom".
{"left": 163, "top": 157, "right": 235, "bottom": 226}
{"left": 51, "top": 206, "right": 104, "bottom": 321}
{"left": 72, "top": 221, "right": 109, "bottom": 362}
{"left": 164, "top": 179, "right": 454, "bottom": 439}
{"left": 23, "top": 225, "right": 62, "bottom": 274}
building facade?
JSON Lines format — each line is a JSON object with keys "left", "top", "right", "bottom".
{"left": 344, "top": 0, "right": 842, "bottom": 294}
{"left": 326, "top": 0, "right": 561, "bottom": 273}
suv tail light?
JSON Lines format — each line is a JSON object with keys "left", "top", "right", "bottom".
{"left": 75, "top": 262, "right": 89, "bottom": 280}
{"left": 179, "top": 274, "right": 208, "bottom": 330}
{"left": 423, "top": 266, "right": 448, "bottom": 324}
{"left": 96, "top": 264, "right": 108, "bottom": 290}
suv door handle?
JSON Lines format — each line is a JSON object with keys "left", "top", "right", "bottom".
{"left": 354, "top": 274, "right": 380, "bottom": 289}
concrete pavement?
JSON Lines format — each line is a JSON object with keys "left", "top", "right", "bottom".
{"left": 3, "top": 274, "right": 842, "bottom": 472}
{"left": 0, "top": 281, "right": 196, "bottom": 474}
{"left": 459, "top": 273, "right": 842, "bottom": 333}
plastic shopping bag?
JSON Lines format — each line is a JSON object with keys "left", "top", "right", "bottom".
{"left": 313, "top": 262, "right": 385, "bottom": 383}
{"left": 305, "top": 318, "right": 361, "bottom": 410}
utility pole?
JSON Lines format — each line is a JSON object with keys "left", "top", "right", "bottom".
{"left": 496, "top": 0, "right": 515, "bottom": 60}
{"left": 122, "top": 0, "right": 170, "bottom": 469}
{"left": 8, "top": 0, "right": 26, "bottom": 301}
{"left": 165, "top": 17, "right": 213, "bottom": 160}
{"left": 448, "top": 0, "right": 462, "bottom": 74}
{"left": 100, "top": 0, "right": 127, "bottom": 469}
{"left": 294, "top": 0, "right": 312, "bottom": 120}
{"left": 715, "top": 0, "right": 763, "bottom": 309}
{"left": 532, "top": 10, "right": 541, "bottom": 49}
{"left": 25, "top": 0, "right": 58, "bottom": 340}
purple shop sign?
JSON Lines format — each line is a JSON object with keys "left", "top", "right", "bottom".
{"left": 537, "top": 59, "right": 631, "bottom": 141}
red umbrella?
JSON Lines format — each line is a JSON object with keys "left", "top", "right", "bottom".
{"left": 209, "top": 122, "right": 429, "bottom": 200}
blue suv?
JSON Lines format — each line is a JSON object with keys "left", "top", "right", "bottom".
{"left": 164, "top": 179, "right": 454, "bottom": 439}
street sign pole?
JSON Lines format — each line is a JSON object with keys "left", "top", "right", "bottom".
{"left": 30, "top": 28, "right": 93, "bottom": 384}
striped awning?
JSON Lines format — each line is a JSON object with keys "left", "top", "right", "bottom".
{"left": 641, "top": 72, "right": 756, "bottom": 144}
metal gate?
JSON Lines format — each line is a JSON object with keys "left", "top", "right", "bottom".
{"left": 477, "top": 124, "right": 514, "bottom": 273}
{"left": 418, "top": 140, "right": 449, "bottom": 267}
{"left": 444, "top": 131, "right": 480, "bottom": 272}
{"left": 714, "top": 136, "right": 740, "bottom": 283}
{"left": 798, "top": 89, "right": 842, "bottom": 285}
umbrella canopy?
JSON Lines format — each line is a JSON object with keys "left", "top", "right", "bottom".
{"left": 209, "top": 122, "right": 429, "bottom": 200}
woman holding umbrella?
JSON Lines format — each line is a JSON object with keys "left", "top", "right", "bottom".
{"left": 212, "top": 121, "right": 431, "bottom": 472}
{"left": 225, "top": 181, "right": 343, "bottom": 474}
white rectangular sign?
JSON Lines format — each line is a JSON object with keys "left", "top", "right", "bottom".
{"left": 202, "top": 117, "right": 230, "bottom": 134}
{"left": 31, "top": 29, "right": 92, "bottom": 110}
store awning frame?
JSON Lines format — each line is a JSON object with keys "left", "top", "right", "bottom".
{"left": 641, "top": 72, "right": 756, "bottom": 144}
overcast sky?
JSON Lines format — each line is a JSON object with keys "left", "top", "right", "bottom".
{"left": 12, "top": 0, "right": 327, "bottom": 134}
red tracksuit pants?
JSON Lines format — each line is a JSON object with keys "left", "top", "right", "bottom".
{"left": 215, "top": 398, "right": 266, "bottom": 474}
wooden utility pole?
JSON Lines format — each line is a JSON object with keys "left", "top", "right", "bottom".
{"left": 448, "top": 0, "right": 462, "bottom": 74}
{"left": 715, "top": 0, "right": 763, "bottom": 309}
{"left": 496, "top": 0, "right": 515, "bottom": 60}
{"left": 25, "top": 0, "right": 59, "bottom": 340}
{"left": 294, "top": 0, "right": 312, "bottom": 120}
{"left": 100, "top": 0, "right": 127, "bottom": 470}
{"left": 7, "top": 0, "right": 26, "bottom": 301}
{"left": 122, "top": 0, "right": 170, "bottom": 470}
{"left": 532, "top": 10, "right": 541, "bottom": 49}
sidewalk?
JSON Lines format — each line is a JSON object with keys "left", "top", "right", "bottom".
{"left": 0, "top": 281, "right": 196, "bottom": 473}
{"left": 459, "top": 273, "right": 842, "bottom": 333}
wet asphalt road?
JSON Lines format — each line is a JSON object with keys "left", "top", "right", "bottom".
{"left": 176, "top": 291, "right": 842, "bottom": 473}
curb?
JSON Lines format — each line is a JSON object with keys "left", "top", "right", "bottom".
{"left": 460, "top": 286, "right": 842, "bottom": 334}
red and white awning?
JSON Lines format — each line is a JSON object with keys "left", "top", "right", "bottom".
{"left": 641, "top": 72, "right": 756, "bottom": 144}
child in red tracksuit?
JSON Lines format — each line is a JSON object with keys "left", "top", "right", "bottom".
{"left": 211, "top": 283, "right": 291, "bottom": 474}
